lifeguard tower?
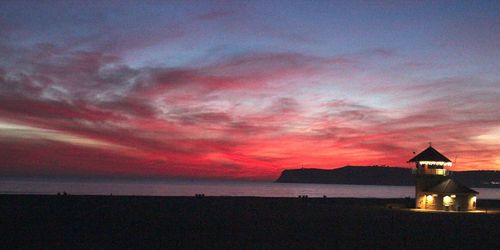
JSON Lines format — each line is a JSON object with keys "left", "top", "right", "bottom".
{"left": 409, "top": 145, "right": 478, "bottom": 211}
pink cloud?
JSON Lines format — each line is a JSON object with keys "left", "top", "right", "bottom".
{"left": 1, "top": 38, "right": 499, "bottom": 181}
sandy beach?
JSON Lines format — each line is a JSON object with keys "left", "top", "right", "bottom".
{"left": 1, "top": 195, "right": 499, "bottom": 249}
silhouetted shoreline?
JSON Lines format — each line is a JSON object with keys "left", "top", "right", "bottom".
{"left": 1, "top": 195, "right": 499, "bottom": 249}
{"left": 276, "top": 166, "right": 500, "bottom": 188}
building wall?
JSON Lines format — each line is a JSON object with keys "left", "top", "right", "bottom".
{"left": 415, "top": 175, "right": 445, "bottom": 209}
{"left": 415, "top": 194, "right": 425, "bottom": 209}
{"left": 418, "top": 193, "right": 477, "bottom": 211}
{"left": 423, "top": 194, "right": 441, "bottom": 210}
{"left": 462, "top": 194, "right": 477, "bottom": 211}
{"left": 414, "top": 173, "right": 477, "bottom": 211}
{"left": 455, "top": 195, "right": 469, "bottom": 211}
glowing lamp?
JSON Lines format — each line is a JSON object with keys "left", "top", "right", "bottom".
{"left": 418, "top": 161, "right": 452, "bottom": 167}
{"left": 426, "top": 195, "right": 433, "bottom": 202}
{"left": 443, "top": 196, "right": 453, "bottom": 206}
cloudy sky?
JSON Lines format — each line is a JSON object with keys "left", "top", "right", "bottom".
{"left": 0, "top": 1, "right": 499, "bottom": 180}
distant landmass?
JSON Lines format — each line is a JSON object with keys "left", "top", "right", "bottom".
{"left": 276, "top": 166, "right": 500, "bottom": 188}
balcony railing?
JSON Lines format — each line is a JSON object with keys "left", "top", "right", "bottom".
{"left": 413, "top": 168, "right": 448, "bottom": 176}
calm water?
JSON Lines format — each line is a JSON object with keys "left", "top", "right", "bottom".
{"left": 1, "top": 179, "right": 499, "bottom": 199}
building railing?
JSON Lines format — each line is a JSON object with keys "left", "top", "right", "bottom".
{"left": 412, "top": 168, "right": 448, "bottom": 176}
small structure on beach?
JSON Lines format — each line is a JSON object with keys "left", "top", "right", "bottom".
{"left": 409, "top": 145, "right": 478, "bottom": 211}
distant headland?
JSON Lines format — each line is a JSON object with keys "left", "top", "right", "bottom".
{"left": 276, "top": 166, "right": 500, "bottom": 188}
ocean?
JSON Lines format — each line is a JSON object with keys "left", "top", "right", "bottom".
{"left": 1, "top": 179, "right": 499, "bottom": 199}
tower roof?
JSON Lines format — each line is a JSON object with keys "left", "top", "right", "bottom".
{"left": 408, "top": 146, "right": 452, "bottom": 163}
{"left": 423, "top": 178, "right": 478, "bottom": 194}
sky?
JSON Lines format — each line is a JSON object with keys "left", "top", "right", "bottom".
{"left": 0, "top": 1, "right": 499, "bottom": 180}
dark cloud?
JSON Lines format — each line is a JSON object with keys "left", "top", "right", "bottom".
{"left": 0, "top": 97, "right": 120, "bottom": 121}
{"left": 97, "top": 98, "right": 157, "bottom": 118}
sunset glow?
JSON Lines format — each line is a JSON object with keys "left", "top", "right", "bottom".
{"left": 0, "top": 1, "right": 499, "bottom": 180}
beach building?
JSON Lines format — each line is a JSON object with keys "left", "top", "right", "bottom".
{"left": 409, "top": 145, "right": 478, "bottom": 211}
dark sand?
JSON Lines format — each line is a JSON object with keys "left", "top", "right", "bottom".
{"left": 1, "top": 195, "right": 499, "bottom": 249}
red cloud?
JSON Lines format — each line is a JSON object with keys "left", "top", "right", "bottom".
{"left": 1, "top": 40, "right": 499, "bottom": 180}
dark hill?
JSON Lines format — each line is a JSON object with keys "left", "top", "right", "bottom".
{"left": 276, "top": 166, "right": 500, "bottom": 188}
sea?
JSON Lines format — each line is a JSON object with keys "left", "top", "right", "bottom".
{"left": 1, "top": 179, "right": 499, "bottom": 199}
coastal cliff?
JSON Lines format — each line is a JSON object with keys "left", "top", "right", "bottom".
{"left": 276, "top": 166, "right": 500, "bottom": 188}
